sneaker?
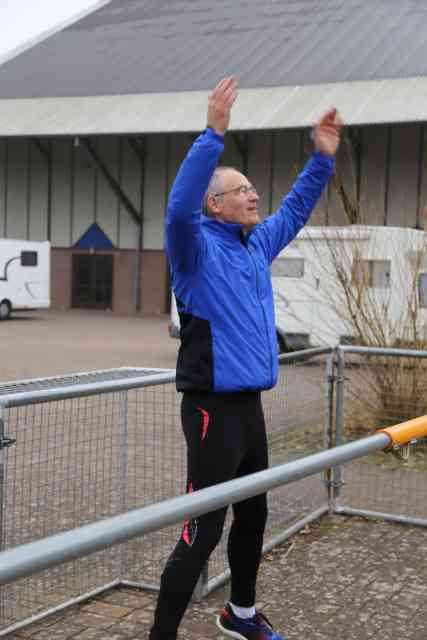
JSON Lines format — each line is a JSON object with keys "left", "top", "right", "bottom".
{"left": 216, "top": 603, "right": 286, "bottom": 640}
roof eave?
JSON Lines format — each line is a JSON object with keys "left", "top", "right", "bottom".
{"left": 0, "top": 77, "right": 425, "bottom": 137}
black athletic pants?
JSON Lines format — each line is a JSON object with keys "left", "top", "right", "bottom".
{"left": 150, "top": 391, "right": 269, "bottom": 640}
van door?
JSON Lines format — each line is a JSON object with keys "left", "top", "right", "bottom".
{"left": 271, "top": 254, "right": 313, "bottom": 347}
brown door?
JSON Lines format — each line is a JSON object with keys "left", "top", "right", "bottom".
{"left": 72, "top": 254, "right": 113, "bottom": 309}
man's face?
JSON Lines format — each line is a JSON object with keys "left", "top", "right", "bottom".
{"left": 208, "top": 169, "right": 261, "bottom": 231}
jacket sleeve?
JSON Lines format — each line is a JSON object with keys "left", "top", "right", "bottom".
{"left": 255, "top": 152, "right": 334, "bottom": 263}
{"left": 165, "top": 127, "right": 224, "bottom": 273}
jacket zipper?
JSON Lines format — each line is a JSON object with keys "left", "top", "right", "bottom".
{"left": 247, "top": 247, "right": 274, "bottom": 387}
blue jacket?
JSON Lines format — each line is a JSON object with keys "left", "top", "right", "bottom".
{"left": 166, "top": 127, "right": 334, "bottom": 393}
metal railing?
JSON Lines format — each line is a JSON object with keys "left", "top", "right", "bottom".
{"left": 0, "top": 429, "right": 403, "bottom": 587}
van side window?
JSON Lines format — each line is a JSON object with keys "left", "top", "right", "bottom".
{"left": 352, "top": 259, "right": 390, "bottom": 289}
{"left": 21, "top": 251, "right": 38, "bottom": 267}
{"left": 418, "top": 273, "right": 427, "bottom": 308}
{"left": 271, "top": 258, "right": 304, "bottom": 278}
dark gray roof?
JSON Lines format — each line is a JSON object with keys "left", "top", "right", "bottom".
{"left": 1, "top": 0, "right": 427, "bottom": 99}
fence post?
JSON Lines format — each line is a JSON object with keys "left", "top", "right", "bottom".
{"left": 193, "top": 563, "right": 209, "bottom": 602}
{"left": 332, "top": 347, "right": 346, "bottom": 509}
{"left": 0, "top": 404, "right": 6, "bottom": 622}
{"left": 120, "top": 391, "right": 129, "bottom": 579}
{"left": 323, "top": 352, "right": 335, "bottom": 511}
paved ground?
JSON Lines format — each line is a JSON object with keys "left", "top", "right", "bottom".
{"left": 2, "top": 311, "right": 427, "bottom": 639}
{"left": 1, "top": 310, "right": 178, "bottom": 382}
{"left": 5, "top": 514, "right": 427, "bottom": 640}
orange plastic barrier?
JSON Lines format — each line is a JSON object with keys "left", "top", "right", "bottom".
{"left": 378, "top": 415, "right": 427, "bottom": 447}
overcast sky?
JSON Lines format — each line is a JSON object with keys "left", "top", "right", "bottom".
{"left": 0, "top": 0, "right": 109, "bottom": 65}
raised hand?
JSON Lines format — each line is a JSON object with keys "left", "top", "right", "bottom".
{"left": 313, "top": 108, "right": 344, "bottom": 157}
{"left": 207, "top": 76, "right": 238, "bottom": 136}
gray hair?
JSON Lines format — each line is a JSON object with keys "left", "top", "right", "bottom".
{"left": 203, "top": 166, "right": 238, "bottom": 216}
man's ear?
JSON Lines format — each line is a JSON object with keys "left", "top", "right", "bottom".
{"left": 207, "top": 195, "right": 221, "bottom": 216}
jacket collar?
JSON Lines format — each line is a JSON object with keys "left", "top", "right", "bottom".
{"left": 201, "top": 215, "right": 244, "bottom": 241}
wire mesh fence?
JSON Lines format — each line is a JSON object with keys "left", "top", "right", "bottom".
{"left": 121, "top": 382, "right": 184, "bottom": 588}
{"left": 0, "top": 354, "right": 328, "bottom": 634}
{"left": 334, "top": 347, "right": 427, "bottom": 522}
{"left": 1, "top": 393, "right": 125, "bottom": 630}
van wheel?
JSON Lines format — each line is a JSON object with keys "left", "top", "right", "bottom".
{"left": 277, "top": 331, "right": 287, "bottom": 354}
{"left": 0, "top": 301, "right": 11, "bottom": 320}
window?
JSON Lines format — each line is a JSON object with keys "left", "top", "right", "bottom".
{"left": 352, "top": 259, "right": 390, "bottom": 289}
{"left": 21, "top": 251, "right": 38, "bottom": 267}
{"left": 418, "top": 273, "right": 427, "bottom": 308}
{"left": 271, "top": 257, "right": 304, "bottom": 278}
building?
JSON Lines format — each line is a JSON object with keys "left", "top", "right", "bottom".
{"left": 0, "top": 0, "right": 427, "bottom": 314}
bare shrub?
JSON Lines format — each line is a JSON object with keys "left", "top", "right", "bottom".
{"left": 315, "top": 154, "right": 427, "bottom": 432}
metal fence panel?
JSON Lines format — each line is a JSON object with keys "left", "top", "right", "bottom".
{"left": 335, "top": 348, "right": 427, "bottom": 521}
{"left": 0, "top": 368, "right": 172, "bottom": 633}
{"left": 0, "top": 355, "right": 328, "bottom": 633}
{"left": 1, "top": 394, "right": 125, "bottom": 629}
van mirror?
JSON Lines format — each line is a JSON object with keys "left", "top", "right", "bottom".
{"left": 21, "top": 251, "right": 38, "bottom": 267}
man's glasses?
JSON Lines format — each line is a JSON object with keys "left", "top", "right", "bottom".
{"left": 214, "top": 184, "right": 258, "bottom": 198}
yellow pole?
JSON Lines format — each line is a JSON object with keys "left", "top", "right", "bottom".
{"left": 378, "top": 415, "right": 427, "bottom": 447}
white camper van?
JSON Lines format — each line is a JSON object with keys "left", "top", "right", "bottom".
{"left": 272, "top": 225, "right": 427, "bottom": 349}
{"left": 0, "top": 239, "right": 50, "bottom": 320}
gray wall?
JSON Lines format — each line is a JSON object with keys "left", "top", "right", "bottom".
{"left": 0, "top": 123, "right": 426, "bottom": 250}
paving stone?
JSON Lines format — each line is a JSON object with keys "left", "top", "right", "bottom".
{"left": 123, "top": 610, "right": 154, "bottom": 625}
{"left": 30, "top": 622, "right": 86, "bottom": 639}
{"left": 80, "top": 602, "right": 133, "bottom": 619}
{"left": 99, "top": 590, "right": 152, "bottom": 608}
{"left": 104, "top": 620, "right": 146, "bottom": 638}
{"left": 72, "top": 631, "right": 127, "bottom": 640}
{"left": 64, "top": 612, "right": 116, "bottom": 630}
